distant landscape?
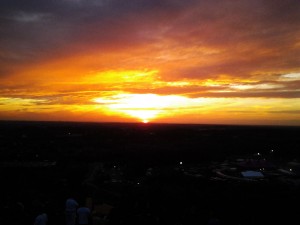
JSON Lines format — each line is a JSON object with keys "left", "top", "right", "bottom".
{"left": 1, "top": 121, "right": 300, "bottom": 225}
{"left": 1, "top": 120, "right": 300, "bottom": 163}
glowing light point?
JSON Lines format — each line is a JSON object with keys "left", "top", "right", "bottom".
{"left": 143, "top": 119, "right": 149, "bottom": 123}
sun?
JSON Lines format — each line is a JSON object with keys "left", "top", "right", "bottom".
{"left": 93, "top": 93, "right": 189, "bottom": 122}
{"left": 121, "top": 109, "right": 159, "bottom": 123}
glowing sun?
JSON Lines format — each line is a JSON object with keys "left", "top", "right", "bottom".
{"left": 93, "top": 93, "right": 189, "bottom": 123}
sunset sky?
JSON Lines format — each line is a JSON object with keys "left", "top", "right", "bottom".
{"left": 1, "top": 0, "right": 300, "bottom": 125}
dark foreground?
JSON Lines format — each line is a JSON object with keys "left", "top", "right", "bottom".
{"left": 0, "top": 121, "right": 300, "bottom": 225}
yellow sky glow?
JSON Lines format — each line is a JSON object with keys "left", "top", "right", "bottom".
{"left": 1, "top": 1, "right": 300, "bottom": 125}
{"left": 1, "top": 66, "right": 300, "bottom": 125}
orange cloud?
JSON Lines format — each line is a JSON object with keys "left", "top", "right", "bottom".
{"left": 1, "top": 0, "right": 300, "bottom": 125}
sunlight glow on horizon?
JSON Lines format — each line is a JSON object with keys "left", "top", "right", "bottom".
{"left": 1, "top": 1, "right": 300, "bottom": 125}
{"left": 93, "top": 93, "right": 192, "bottom": 122}
{"left": 1, "top": 65, "right": 300, "bottom": 125}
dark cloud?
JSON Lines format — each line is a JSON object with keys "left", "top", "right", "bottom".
{"left": 0, "top": 0, "right": 191, "bottom": 75}
{"left": 269, "top": 110, "right": 300, "bottom": 114}
{"left": 1, "top": 0, "right": 299, "bottom": 62}
{"left": 188, "top": 91, "right": 300, "bottom": 99}
{"left": 1, "top": 0, "right": 300, "bottom": 97}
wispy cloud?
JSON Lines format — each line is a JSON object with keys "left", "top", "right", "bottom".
{"left": 0, "top": 0, "right": 300, "bottom": 124}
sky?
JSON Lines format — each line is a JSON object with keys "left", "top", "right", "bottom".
{"left": 1, "top": 0, "right": 300, "bottom": 125}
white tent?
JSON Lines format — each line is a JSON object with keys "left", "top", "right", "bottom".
{"left": 241, "top": 170, "right": 264, "bottom": 178}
